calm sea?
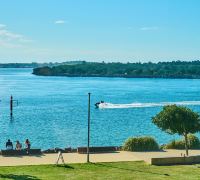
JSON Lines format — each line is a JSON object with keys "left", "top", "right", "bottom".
{"left": 0, "top": 68, "right": 200, "bottom": 149}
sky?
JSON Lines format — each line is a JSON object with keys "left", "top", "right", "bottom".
{"left": 0, "top": 0, "right": 200, "bottom": 63}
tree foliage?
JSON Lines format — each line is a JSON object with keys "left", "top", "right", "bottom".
{"left": 152, "top": 105, "right": 200, "bottom": 135}
{"left": 152, "top": 105, "right": 200, "bottom": 155}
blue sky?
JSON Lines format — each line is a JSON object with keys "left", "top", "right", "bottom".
{"left": 0, "top": 0, "right": 200, "bottom": 63}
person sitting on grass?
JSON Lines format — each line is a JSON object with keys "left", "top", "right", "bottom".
{"left": 6, "top": 139, "right": 13, "bottom": 150}
{"left": 25, "top": 139, "right": 31, "bottom": 153}
{"left": 16, "top": 140, "right": 22, "bottom": 150}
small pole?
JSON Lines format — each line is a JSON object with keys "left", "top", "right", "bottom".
{"left": 10, "top": 95, "right": 13, "bottom": 117}
{"left": 87, "top": 92, "right": 91, "bottom": 163}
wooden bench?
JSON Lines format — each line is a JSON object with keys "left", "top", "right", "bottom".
{"left": 77, "top": 146, "right": 118, "bottom": 154}
{"left": 1, "top": 149, "right": 42, "bottom": 156}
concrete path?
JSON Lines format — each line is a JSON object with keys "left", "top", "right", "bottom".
{"left": 0, "top": 150, "right": 200, "bottom": 166}
{"left": 0, "top": 151, "right": 141, "bottom": 166}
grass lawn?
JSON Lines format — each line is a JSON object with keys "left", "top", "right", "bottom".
{"left": 0, "top": 161, "right": 200, "bottom": 180}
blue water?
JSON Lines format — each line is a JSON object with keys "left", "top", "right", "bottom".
{"left": 1, "top": 68, "right": 200, "bottom": 150}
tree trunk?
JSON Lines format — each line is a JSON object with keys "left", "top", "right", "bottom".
{"left": 184, "top": 133, "right": 189, "bottom": 156}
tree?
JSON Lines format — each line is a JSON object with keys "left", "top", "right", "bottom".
{"left": 152, "top": 105, "right": 200, "bottom": 156}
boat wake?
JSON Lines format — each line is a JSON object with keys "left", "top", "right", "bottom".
{"left": 98, "top": 101, "right": 200, "bottom": 109}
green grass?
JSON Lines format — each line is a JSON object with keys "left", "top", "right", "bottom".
{"left": 0, "top": 161, "right": 200, "bottom": 180}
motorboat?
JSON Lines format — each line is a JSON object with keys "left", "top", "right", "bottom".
{"left": 95, "top": 101, "right": 104, "bottom": 108}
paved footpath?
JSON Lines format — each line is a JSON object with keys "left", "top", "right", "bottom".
{"left": 0, "top": 150, "right": 200, "bottom": 166}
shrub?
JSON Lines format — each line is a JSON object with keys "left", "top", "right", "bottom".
{"left": 165, "top": 140, "right": 185, "bottom": 149}
{"left": 165, "top": 134, "right": 200, "bottom": 149}
{"left": 123, "top": 136, "right": 159, "bottom": 151}
{"left": 188, "top": 134, "right": 200, "bottom": 149}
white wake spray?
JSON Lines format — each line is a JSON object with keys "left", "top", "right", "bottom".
{"left": 98, "top": 101, "right": 200, "bottom": 109}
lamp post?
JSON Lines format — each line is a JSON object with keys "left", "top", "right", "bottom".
{"left": 10, "top": 95, "right": 13, "bottom": 117}
{"left": 87, "top": 92, "right": 91, "bottom": 163}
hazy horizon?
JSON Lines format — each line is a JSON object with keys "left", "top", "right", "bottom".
{"left": 0, "top": 0, "right": 200, "bottom": 63}
{"left": 2, "top": 59, "right": 200, "bottom": 64}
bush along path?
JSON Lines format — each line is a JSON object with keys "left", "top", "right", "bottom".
{"left": 123, "top": 136, "right": 159, "bottom": 152}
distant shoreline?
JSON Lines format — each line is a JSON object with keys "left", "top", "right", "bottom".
{"left": 0, "top": 61, "right": 85, "bottom": 68}
{"left": 0, "top": 67, "right": 33, "bottom": 68}
{"left": 32, "top": 61, "right": 200, "bottom": 79}
{"left": 32, "top": 73, "right": 200, "bottom": 79}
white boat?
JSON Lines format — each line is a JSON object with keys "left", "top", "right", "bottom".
{"left": 95, "top": 101, "right": 105, "bottom": 108}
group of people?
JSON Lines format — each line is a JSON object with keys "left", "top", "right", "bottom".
{"left": 6, "top": 139, "right": 31, "bottom": 151}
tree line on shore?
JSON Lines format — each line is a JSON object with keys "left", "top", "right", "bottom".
{"left": 33, "top": 60, "right": 200, "bottom": 78}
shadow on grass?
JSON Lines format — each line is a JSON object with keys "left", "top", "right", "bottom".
{"left": 92, "top": 162, "right": 170, "bottom": 177}
{"left": 56, "top": 164, "right": 74, "bottom": 169}
{"left": 0, "top": 174, "right": 40, "bottom": 180}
